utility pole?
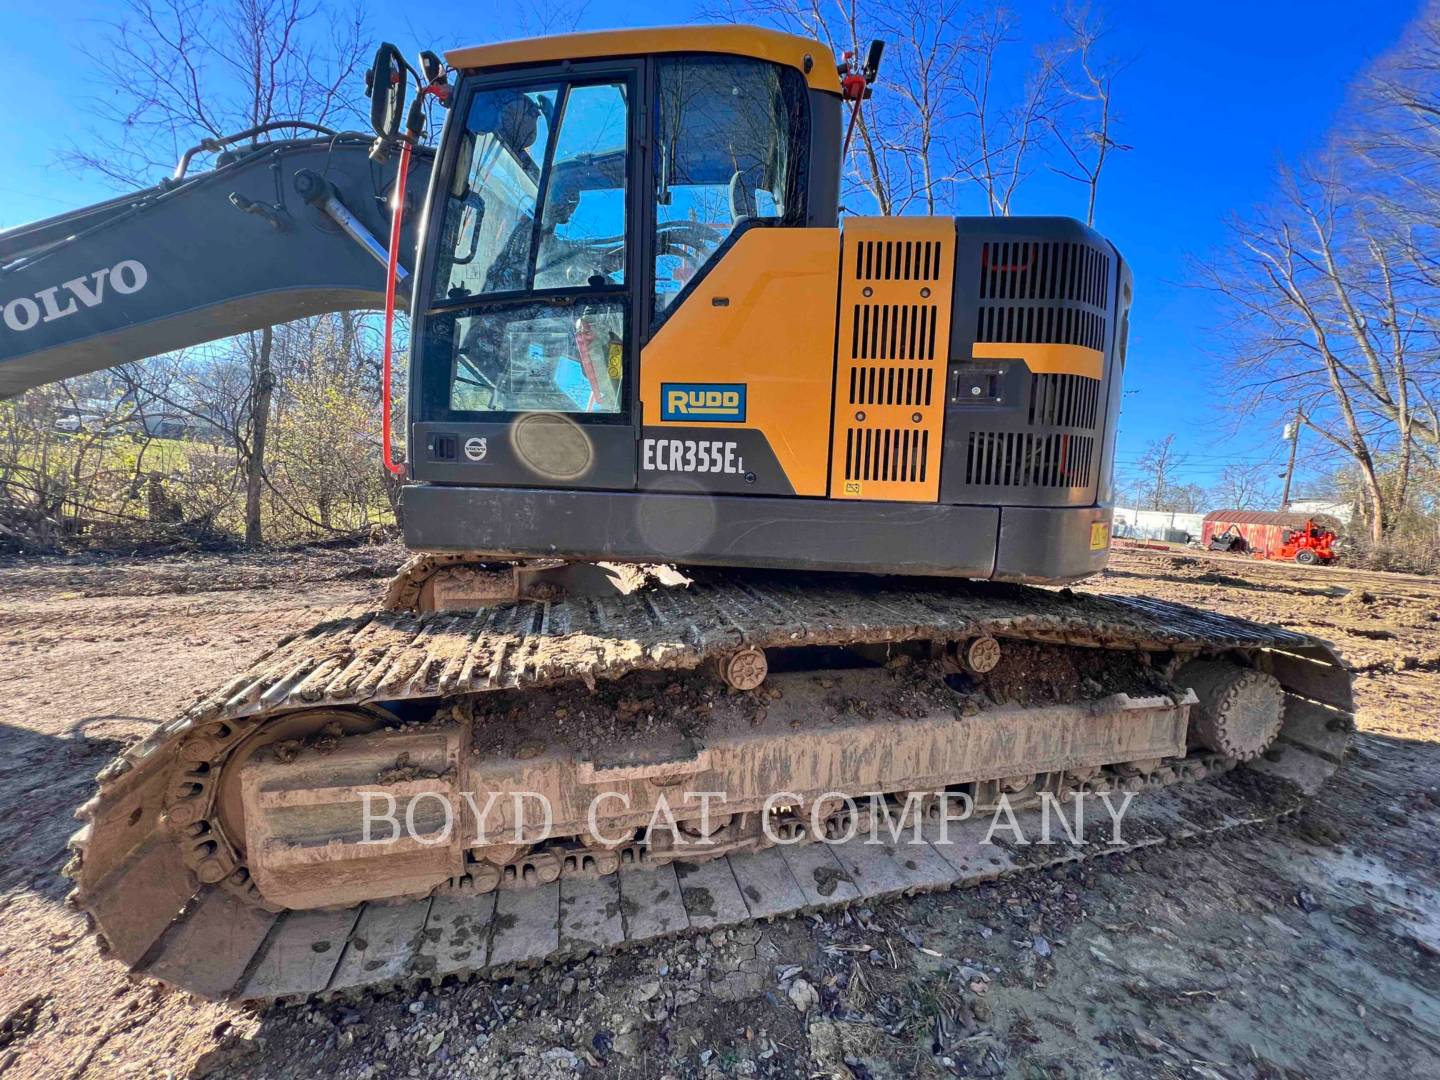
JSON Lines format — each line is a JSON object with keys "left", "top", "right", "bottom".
{"left": 1279, "top": 411, "right": 1301, "bottom": 510}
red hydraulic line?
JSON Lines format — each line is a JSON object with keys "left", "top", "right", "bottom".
{"left": 380, "top": 140, "right": 412, "bottom": 477}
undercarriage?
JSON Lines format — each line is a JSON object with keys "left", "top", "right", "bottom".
{"left": 65, "top": 566, "right": 1353, "bottom": 1003}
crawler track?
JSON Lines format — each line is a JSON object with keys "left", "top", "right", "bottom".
{"left": 65, "top": 575, "right": 1353, "bottom": 1003}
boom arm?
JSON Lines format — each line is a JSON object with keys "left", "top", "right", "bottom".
{"left": 0, "top": 136, "right": 433, "bottom": 398}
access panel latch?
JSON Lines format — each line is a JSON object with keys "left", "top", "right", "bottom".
{"left": 950, "top": 367, "right": 1005, "bottom": 405}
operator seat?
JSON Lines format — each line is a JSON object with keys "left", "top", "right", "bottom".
{"left": 728, "top": 169, "right": 759, "bottom": 223}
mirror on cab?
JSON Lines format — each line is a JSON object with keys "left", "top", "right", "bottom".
{"left": 365, "top": 42, "right": 409, "bottom": 143}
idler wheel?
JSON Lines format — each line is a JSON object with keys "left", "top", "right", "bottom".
{"left": 1178, "top": 661, "right": 1284, "bottom": 761}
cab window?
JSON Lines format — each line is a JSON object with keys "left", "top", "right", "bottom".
{"left": 446, "top": 301, "right": 625, "bottom": 414}
{"left": 433, "top": 80, "right": 629, "bottom": 301}
{"left": 535, "top": 83, "right": 628, "bottom": 290}
{"left": 433, "top": 84, "right": 556, "bottom": 299}
{"left": 652, "top": 56, "right": 807, "bottom": 316}
{"left": 431, "top": 75, "right": 633, "bottom": 417}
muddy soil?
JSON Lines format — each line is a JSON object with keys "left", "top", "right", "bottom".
{"left": 0, "top": 543, "right": 1436, "bottom": 1079}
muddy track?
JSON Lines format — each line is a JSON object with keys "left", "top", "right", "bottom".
{"left": 65, "top": 575, "right": 1354, "bottom": 1004}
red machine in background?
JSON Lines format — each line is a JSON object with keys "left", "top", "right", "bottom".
{"left": 1203, "top": 510, "right": 1340, "bottom": 565}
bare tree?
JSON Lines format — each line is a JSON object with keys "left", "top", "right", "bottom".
{"left": 1200, "top": 4, "right": 1440, "bottom": 548}
{"left": 239, "top": 329, "right": 275, "bottom": 544}
{"left": 1048, "top": 4, "right": 1132, "bottom": 226}
{"left": 68, "top": 0, "right": 370, "bottom": 543}
{"left": 1351, "top": 8, "right": 1440, "bottom": 231}
{"left": 702, "top": 0, "right": 1072, "bottom": 217}
{"left": 1211, "top": 463, "right": 1279, "bottom": 511}
{"left": 952, "top": 7, "right": 1062, "bottom": 216}
{"left": 1129, "top": 435, "right": 1189, "bottom": 511}
{"left": 69, "top": 0, "right": 367, "bottom": 182}
{"left": 509, "top": 0, "right": 592, "bottom": 38}
{"left": 1201, "top": 166, "right": 1434, "bottom": 543}
{"left": 1169, "top": 483, "right": 1208, "bottom": 513}
{"left": 865, "top": 0, "right": 972, "bottom": 215}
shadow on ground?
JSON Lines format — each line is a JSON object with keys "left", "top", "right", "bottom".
{"left": 0, "top": 720, "right": 134, "bottom": 900}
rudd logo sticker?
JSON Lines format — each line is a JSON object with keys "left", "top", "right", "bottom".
{"left": 661, "top": 382, "right": 746, "bottom": 423}
{"left": 1, "top": 259, "right": 149, "bottom": 333}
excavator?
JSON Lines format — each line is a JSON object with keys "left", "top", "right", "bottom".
{"left": 0, "top": 26, "right": 1353, "bottom": 1002}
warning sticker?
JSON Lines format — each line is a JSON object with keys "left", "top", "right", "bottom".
{"left": 1089, "top": 522, "right": 1111, "bottom": 551}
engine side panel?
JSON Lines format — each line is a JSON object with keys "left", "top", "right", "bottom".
{"left": 404, "top": 215, "right": 1128, "bottom": 582}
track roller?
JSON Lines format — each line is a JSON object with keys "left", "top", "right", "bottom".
{"left": 955, "top": 636, "right": 1002, "bottom": 675}
{"left": 719, "top": 647, "right": 768, "bottom": 691}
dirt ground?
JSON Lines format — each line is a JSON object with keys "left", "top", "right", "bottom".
{"left": 0, "top": 541, "right": 1436, "bottom": 1079}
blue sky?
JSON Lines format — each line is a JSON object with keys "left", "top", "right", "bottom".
{"left": 0, "top": 0, "right": 1423, "bottom": 495}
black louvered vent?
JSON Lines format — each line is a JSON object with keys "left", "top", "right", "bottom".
{"left": 855, "top": 239, "right": 944, "bottom": 281}
{"left": 979, "top": 241, "right": 1109, "bottom": 304}
{"left": 964, "top": 432, "right": 1095, "bottom": 489}
{"left": 845, "top": 427, "right": 930, "bottom": 483}
{"left": 1028, "top": 373, "right": 1100, "bottom": 428}
{"left": 850, "top": 365, "right": 935, "bottom": 407}
{"left": 975, "top": 240, "right": 1110, "bottom": 351}
{"left": 976, "top": 305, "right": 1107, "bottom": 351}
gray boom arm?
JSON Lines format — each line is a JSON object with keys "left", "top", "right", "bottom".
{"left": 0, "top": 137, "right": 433, "bottom": 398}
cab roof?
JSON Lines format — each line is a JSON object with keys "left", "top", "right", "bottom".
{"left": 445, "top": 25, "right": 840, "bottom": 94}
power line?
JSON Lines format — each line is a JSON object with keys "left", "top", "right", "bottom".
{"left": 0, "top": 183, "right": 87, "bottom": 207}
{"left": 1113, "top": 460, "right": 1286, "bottom": 472}
{"left": 1113, "top": 458, "right": 1284, "bottom": 467}
{"left": 1112, "top": 451, "right": 1285, "bottom": 463}
{"left": 1113, "top": 453, "right": 1287, "bottom": 462}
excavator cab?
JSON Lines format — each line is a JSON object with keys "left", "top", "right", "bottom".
{"left": 406, "top": 32, "right": 836, "bottom": 506}
{"left": 400, "top": 27, "right": 1131, "bottom": 586}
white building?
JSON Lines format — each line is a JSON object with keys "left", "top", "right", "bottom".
{"left": 1287, "top": 499, "right": 1353, "bottom": 525}
{"left": 1112, "top": 507, "right": 1206, "bottom": 543}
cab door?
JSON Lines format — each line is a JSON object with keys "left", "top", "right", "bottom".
{"left": 634, "top": 54, "right": 831, "bottom": 498}
{"left": 410, "top": 61, "right": 645, "bottom": 490}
